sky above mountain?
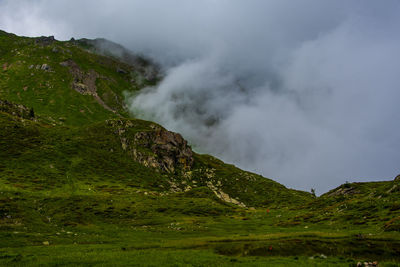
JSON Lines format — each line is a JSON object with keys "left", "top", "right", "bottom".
{"left": 1, "top": 0, "right": 399, "bottom": 193}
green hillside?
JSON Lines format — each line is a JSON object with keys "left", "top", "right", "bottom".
{"left": 0, "top": 30, "right": 157, "bottom": 126}
{"left": 1, "top": 30, "right": 399, "bottom": 266}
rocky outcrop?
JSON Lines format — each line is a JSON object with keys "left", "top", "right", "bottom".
{"left": 29, "top": 64, "right": 52, "bottom": 71}
{"left": 60, "top": 59, "right": 117, "bottom": 114}
{"left": 386, "top": 184, "right": 399, "bottom": 194}
{"left": 40, "top": 64, "right": 51, "bottom": 71}
{"left": 206, "top": 180, "right": 246, "bottom": 207}
{"left": 132, "top": 128, "right": 194, "bottom": 172}
{"left": 116, "top": 67, "right": 128, "bottom": 74}
{"left": 72, "top": 38, "right": 161, "bottom": 83}
{"left": 327, "top": 185, "right": 360, "bottom": 197}
{"left": 28, "top": 64, "right": 52, "bottom": 71}
{"left": 60, "top": 59, "right": 98, "bottom": 96}
{"left": 357, "top": 261, "right": 379, "bottom": 267}
{"left": 107, "top": 119, "right": 194, "bottom": 173}
{"left": 34, "top": 36, "right": 55, "bottom": 46}
{"left": 0, "top": 100, "right": 35, "bottom": 120}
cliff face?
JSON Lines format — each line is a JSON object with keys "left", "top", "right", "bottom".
{"left": 107, "top": 119, "right": 193, "bottom": 173}
{"left": 132, "top": 127, "right": 194, "bottom": 173}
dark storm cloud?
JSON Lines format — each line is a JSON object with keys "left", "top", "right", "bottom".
{"left": 1, "top": 0, "right": 399, "bottom": 193}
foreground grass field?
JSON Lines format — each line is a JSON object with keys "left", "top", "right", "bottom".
{"left": 1, "top": 245, "right": 391, "bottom": 266}
{"left": 1, "top": 173, "right": 399, "bottom": 265}
{"left": 1, "top": 225, "right": 400, "bottom": 266}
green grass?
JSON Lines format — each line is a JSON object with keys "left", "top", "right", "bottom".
{"left": 0, "top": 30, "right": 157, "bottom": 126}
{"left": 0, "top": 245, "right": 372, "bottom": 266}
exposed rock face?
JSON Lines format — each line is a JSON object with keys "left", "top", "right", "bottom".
{"left": 35, "top": 36, "right": 55, "bottom": 46}
{"left": 206, "top": 180, "right": 246, "bottom": 207}
{"left": 60, "top": 60, "right": 98, "bottom": 96}
{"left": 133, "top": 127, "right": 194, "bottom": 172}
{"left": 142, "top": 65, "right": 159, "bottom": 82}
{"left": 107, "top": 119, "right": 194, "bottom": 173}
{"left": 327, "top": 185, "right": 360, "bottom": 197}
{"left": 116, "top": 67, "right": 128, "bottom": 74}
{"left": 60, "top": 59, "right": 116, "bottom": 113}
{"left": 40, "top": 64, "right": 51, "bottom": 71}
{"left": 357, "top": 261, "right": 379, "bottom": 267}
{"left": 0, "top": 100, "right": 35, "bottom": 120}
{"left": 386, "top": 184, "right": 398, "bottom": 194}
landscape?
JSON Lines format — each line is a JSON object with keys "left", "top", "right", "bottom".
{"left": 0, "top": 29, "right": 399, "bottom": 266}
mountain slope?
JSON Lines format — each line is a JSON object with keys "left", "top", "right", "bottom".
{"left": 0, "top": 101, "right": 311, "bottom": 208}
{"left": 0, "top": 29, "right": 311, "bottom": 208}
{"left": 0, "top": 30, "right": 155, "bottom": 126}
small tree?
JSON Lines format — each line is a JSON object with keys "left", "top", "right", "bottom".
{"left": 311, "top": 188, "right": 316, "bottom": 197}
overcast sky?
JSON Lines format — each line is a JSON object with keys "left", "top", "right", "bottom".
{"left": 1, "top": 0, "right": 399, "bottom": 193}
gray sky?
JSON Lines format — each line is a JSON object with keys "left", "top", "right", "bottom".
{"left": 1, "top": 0, "right": 399, "bottom": 193}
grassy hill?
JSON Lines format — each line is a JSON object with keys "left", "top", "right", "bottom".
{"left": 0, "top": 30, "right": 399, "bottom": 266}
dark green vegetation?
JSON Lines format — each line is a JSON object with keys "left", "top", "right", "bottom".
{"left": 1, "top": 30, "right": 399, "bottom": 266}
